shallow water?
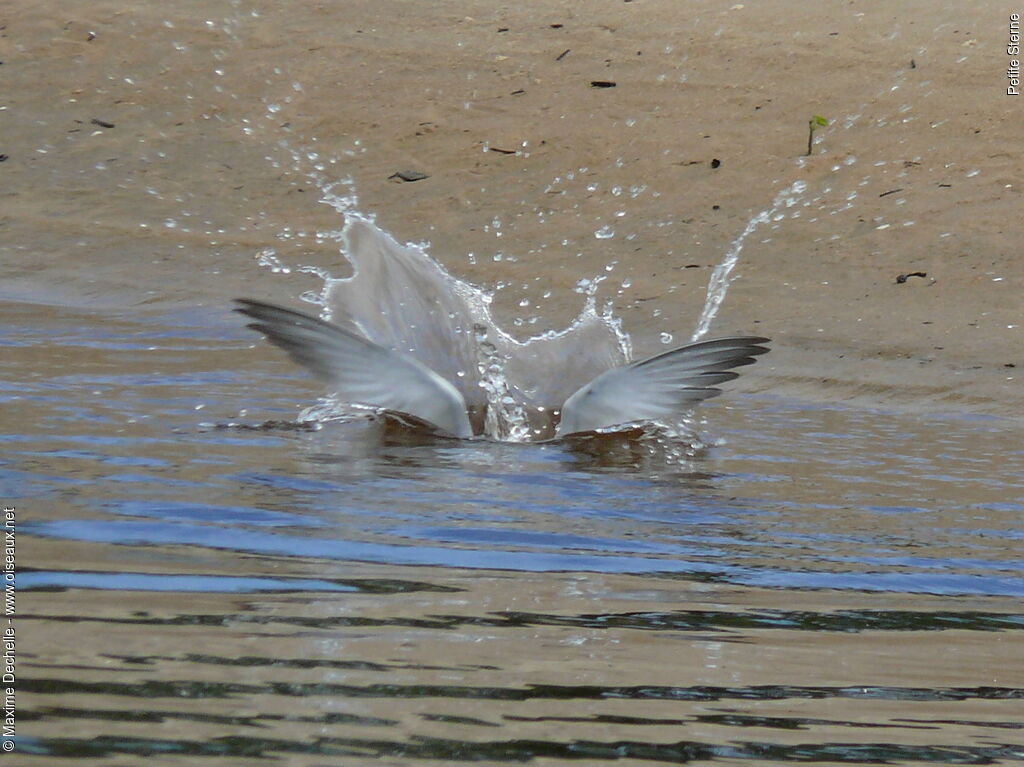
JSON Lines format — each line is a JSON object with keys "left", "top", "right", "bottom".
{"left": 7, "top": 300, "right": 1024, "bottom": 764}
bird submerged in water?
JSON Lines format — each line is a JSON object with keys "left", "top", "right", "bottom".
{"left": 235, "top": 298, "right": 769, "bottom": 440}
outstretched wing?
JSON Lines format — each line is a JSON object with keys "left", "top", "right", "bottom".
{"left": 556, "top": 336, "right": 770, "bottom": 436}
{"left": 235, "top": 299, "right": 473, "bottom": 438}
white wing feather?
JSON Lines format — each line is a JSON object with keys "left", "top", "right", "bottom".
{"left": 556, "top": 336, "right": 770, "bottom": 436}
{"left": 235, "top": 299, "right": 473, "bottom": 438}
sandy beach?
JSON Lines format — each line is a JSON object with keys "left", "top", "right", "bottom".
{"left": 3, "top": 0, "right": 1021, "bottom": 415}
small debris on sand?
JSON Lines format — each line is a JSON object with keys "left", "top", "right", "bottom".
{"left": 895, "top": 271, "right": 929, "bottom": 284}
{"left": 388, "top": 170, "right": 429, "bottom": 182}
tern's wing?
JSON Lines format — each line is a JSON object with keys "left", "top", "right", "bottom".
{"left": 326, "top": 219, "right": 488, "bottom": 417}
{"left": 235, "top": 299, "right": 473, "bottom": 438}
{"left": 556, "top": 336, "right": 770, "bottom": 436}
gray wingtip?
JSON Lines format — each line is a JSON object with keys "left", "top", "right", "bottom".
{"left": 233, "top": 297, "right": 264, "bottom": 315}
{"left": 234, "top": 297, "right": 475, "bottom": 439}
{"left": 234, "top": 298, "right": 316, "bottom": 325}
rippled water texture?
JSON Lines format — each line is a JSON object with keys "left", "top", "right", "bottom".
{"left": 7, "top": 296, "right": 1024, "bottom": 764}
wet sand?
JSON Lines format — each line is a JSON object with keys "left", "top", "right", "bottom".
{"left": 3, "top": 0, "right": 1021, "bottom": 414}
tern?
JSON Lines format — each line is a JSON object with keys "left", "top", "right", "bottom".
{"left": 235, "top": 298, "right": 769, "bottom": 440}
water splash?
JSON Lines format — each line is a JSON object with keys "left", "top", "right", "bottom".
{"left": 474, "top": 324, "right": 532, "bottom": 442}
{"left": 259, "top": 166, "right": 632, "bottom": 441}
{"left": 251, "top": 145, "right": 780, "bottom": 447}
{"left": 691, "top": 179, "right": 807, "bottom": 342}
{"left": 329, "top": 215, "right": 633, "bottom": 441}
{"left": 254, "top": 247, "right": 291, "bottom": 274}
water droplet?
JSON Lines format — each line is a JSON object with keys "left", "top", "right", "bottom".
{"left": 660, "top": 332, "right": 673, "bottom": 344}
{"left": 594, "top": 225, "right": 615, "bottom": 239}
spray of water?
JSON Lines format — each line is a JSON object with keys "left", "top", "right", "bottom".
{"left": 252, "top": 142, "right": 792, "bottom": 444}
{"left": 691, "top": 179, "right": 807, "bottom": 342}
{"left": 253, "top": 168, "right": 632, "bottom": 442}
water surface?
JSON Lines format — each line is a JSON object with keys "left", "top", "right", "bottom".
{"left": 7, "top": 300, "right": 1023, "bottom": 764}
